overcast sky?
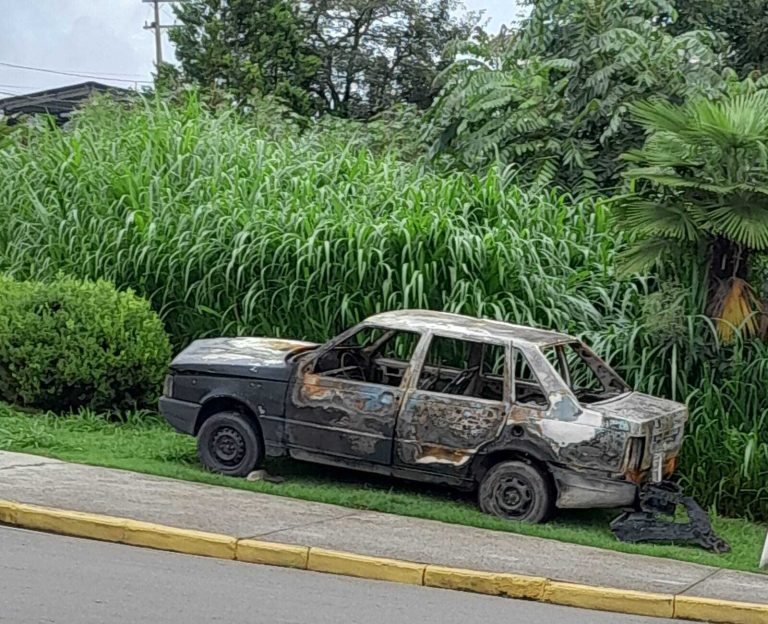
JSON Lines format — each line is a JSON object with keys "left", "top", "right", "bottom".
{"left": 0, "top": 1, "right": 523, "bottom": 97}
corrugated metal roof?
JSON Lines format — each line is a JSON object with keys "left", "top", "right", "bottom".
{"left": 0, "top": 81, "right": 133, "bottom": 122}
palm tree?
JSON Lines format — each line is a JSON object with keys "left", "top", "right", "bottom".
{"left": 619, "top": 84, "right": 768, "bottom": 340}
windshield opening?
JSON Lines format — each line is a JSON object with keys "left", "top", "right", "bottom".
{"left": 543, "top": 342, "right": 629, "bottom": 404}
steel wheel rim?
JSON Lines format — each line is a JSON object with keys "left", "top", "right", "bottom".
{"left": 494, "top": 475, "right": 534, "bottom": 518}
{"left": 211, "top": 426, "right": 246, "bottom": 467}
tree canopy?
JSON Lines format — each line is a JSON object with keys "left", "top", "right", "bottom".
{"left": 170, "top": 0, "right": 319, "bottom": 114}
{"left": 170, "top": 0, "right": 481, "bottom": 118}
{"left": 671, "top": 0, "right": 768, "bottom": 77}
{"left": 427, "top": 0, "right": 724, "bottom": 191}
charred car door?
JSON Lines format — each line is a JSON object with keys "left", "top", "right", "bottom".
{"left": 394, "top": 334, "right": 509, "bottom": 477}
{"left": 285, "top": 325, "right": 423, "bottom": 464}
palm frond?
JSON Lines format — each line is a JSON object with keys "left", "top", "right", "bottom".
{"left": 618, "top": 198, "right": 705, "bottom": 242}
{"left": 616, "top": 237, "right": 684, "bottom": 277}
{"left": 706, "top": 203, "right": 768, "bottom": 249}
{"left": 625, "top": 87, "right": 768, "bottom": 253}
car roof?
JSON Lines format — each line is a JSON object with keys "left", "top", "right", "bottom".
{"left": 364, "top": 310, "right": 575, "bottom": 347}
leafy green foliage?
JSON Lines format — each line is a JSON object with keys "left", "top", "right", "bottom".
{"left": 617, "top": 79, "right": 768, "bottom": 338}
{"left": 312, "top": 103, "right": 427, "bottom": 161}
{"left": 428, "top": 0, "right": 724, "bottom": 190}
{"left": 0, "top": 276, "right": 171, "bottom": 412}
{"left": 0, "top": 118, "right": 19, "bottom": 149}
{"left": 170, "top": 0, "right": 320, "bottom": 115}
{"left": 622, "top": 88, "right": 768, "bottom": 251}
{"left": 0, "top": 97, "right": 628, "bottom": 346}
{"left": 671, "top": 0, "right": 768, "bottom": 77}
{"left": 303, "top": 0, "right": 481, "bottom": 118}
{"left": 171, "top": 0, "right": 481, "bottom": 118}
{"left": 0, "top": 98, "right": 766, "bottom": 520}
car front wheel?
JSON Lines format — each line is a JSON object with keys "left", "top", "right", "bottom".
{"left": 197, "top": 411, "right": 263, "bottom": 477}
{"left": 478, "top": 460, "right": 554, "bottom": 523}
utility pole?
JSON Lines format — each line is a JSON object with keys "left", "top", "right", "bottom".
{"left": 143, "top": 0, "right": 179, "bottom": 68}
{"left": 151, "top": 0, "right": 163, "bottom": 65}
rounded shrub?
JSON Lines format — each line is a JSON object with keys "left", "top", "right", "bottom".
{"left": 0, "top": 276, "right": 171, "bottom": 412}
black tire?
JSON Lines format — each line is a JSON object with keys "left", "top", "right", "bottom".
{"left": 478, "top": 460, "right": 554, "bottom": 523}
{"left": 197, "top": 411, "right": 263, "bottom": 477}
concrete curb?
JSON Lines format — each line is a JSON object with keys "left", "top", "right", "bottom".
{"left": 2, "top": 499, "right": 766, "bottom": 623}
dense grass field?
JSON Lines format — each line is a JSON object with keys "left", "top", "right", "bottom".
{"left": 1, "top": 403, "right": 765, "bottom": 574}
{"left": 0, "top": 97, "right": 766, "bottom": 521}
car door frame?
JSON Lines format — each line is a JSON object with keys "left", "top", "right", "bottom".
{"left": 284, "top": 322, "right": 429, "bottom": 465}
{"left": 511, "top": 344, "right": 630, "bottom": 474}
{"left": 393, "top": 330, "right": 513, "bottom": 480}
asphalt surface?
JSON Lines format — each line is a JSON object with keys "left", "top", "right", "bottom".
{"left": 0, "top": 527, "right": 677, "bottom": 624}
{"left": 4, "top": 452, "right": 756, "bottom": 600}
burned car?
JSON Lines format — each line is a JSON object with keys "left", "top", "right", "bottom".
{"left": 160, "top": 310, "right": 727, "bottom": 550}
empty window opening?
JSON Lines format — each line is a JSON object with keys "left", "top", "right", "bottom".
{"left": 417, "top": 336, "right": 505, "bottom": 401}
{"left": 543, "top": 342, "right": 629, "bottom": 404}
{"left": 513, "top": 350, "right": 548, "bottom": 407}
{"left": 313, "top": 327, "right": 420, "bottom": 387}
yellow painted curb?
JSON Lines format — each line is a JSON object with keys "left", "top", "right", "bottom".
{"left": 674, "top": 595, "right": 768, "bottom": 624}
{"left": 122, "top": 520, "right": 237, "bottom": 560}
{"left": 424, "top": 565, "right": 545, "bottom": 600}
{"left": 0, "top": 500, "right": 17, "bottom": 525}
{"left": 308, "top": 547, "right": 426, "bottom": 585}
{"left": 1, "top": 498, "right": 767, "bottom": 624}
{"left": 237, "top": 539, "right": 308, "bottom": 569}
{"left": 14, "top": 503, "right": 126, "bottom": 543}
{"left": 543, "top": 580, "right": 675, "bottom": 619}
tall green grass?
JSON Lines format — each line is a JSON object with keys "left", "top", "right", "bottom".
{"left": 0, "top": 96, "right": 765, "bottom": 521}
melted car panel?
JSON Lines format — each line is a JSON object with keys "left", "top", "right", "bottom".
{"left": 165, "top": 310, "right": 688, "bottom": 510}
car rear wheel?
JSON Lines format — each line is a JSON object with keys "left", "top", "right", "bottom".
{"left": 197, "top": 411, "right": 263, "bottom": 477}
{"left": 478, "top": 460, "right": 554, "bottom": 523}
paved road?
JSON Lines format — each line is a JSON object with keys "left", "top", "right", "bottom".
{"left": 4, "top": 451, "right": 763, "bottom": 603}
{"left": 0, "top": 527, "right": 676, "bottom": 624}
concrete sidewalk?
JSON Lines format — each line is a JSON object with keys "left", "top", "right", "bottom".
{"left": 0, "top": 450, "right": 765, "bottom": 607}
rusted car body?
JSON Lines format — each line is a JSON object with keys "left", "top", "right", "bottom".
{"left": 160, "top": 310, "right": 688, "bottom": 523}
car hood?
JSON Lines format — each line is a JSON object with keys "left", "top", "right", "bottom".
{"left": 170, "top": 337, "right": 317, "bottom": 380}
{"left": 591, "top": 391, "right": 687, "bottom": 425}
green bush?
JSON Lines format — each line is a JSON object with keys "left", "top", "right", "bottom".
{"left": 0, "top": 276, "right": 171, "bottom": 412}
{"left": 0, "top": 97, "right": 765, "bottom": 520}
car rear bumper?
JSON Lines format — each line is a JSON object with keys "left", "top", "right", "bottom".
{"left": 159, "top": 396, "right": 200, "bottom": 435}
{"left": 550, "top": 466, "right": 638, "bottom": 509}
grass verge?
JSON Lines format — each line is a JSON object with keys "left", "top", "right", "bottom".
{"left": 0, "top": 403, "right": 765, "bottom": 574}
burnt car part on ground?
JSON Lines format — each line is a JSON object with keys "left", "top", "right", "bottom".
{"left": 611, "top": 481, "right": 730, "bottom": 553}
{"left": 159, "top": 309, "right": 728, "bottom": 552}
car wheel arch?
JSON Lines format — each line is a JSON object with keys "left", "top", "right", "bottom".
{"left": 472, "top": 445, "right": 557, "bottom": 491}
{"left": 194, "top": 395, "right": 263, "bottom": 439}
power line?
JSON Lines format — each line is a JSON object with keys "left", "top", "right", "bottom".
{"left": 1, "top": 61, "right": 146, "bottom": 78}
{"left": 0, "top": 61, "right": 152, "bottom": 84}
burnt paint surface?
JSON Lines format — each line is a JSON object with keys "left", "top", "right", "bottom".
{"left": 286, "top": 372, "right": 400, "bottom": 464}
{"left": 366, "top": 309, "right": 574, "bottom": 346}
{"left": 395, "top": 390, "right": 505, "bottom": 472}
{"left": 161, "top": 310, "right": 690, "bottom": 511}
{"left": 171, "top": 337, "right": 316, "bottom": 380}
